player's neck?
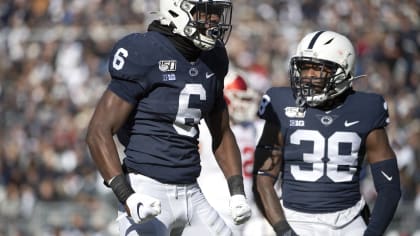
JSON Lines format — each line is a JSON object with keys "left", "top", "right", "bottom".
{"left": 316, "top": 88, "right": 354, "bottom": 110}
{"left": 148, "top": 20, "right": 201, "bottom": 62}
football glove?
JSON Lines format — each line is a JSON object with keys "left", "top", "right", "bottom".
{"left": 229, "top": 194, "right": 252, "bottom": 225}
{"left": 126, "top": 192, "right": 161, "bottom": 224}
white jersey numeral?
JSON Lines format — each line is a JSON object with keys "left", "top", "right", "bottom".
{"left": 112, "top": 48, "right": 128, "bottom": 70}
{"left": 173, "top": 84, "right": 206, "bottom": 137}
{"left": 290, "top": 129, "right": 361, "bottom": 183}
{"left": 258, "top": 94, "right": 271, "bottom": 116}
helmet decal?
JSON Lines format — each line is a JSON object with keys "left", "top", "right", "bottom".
{"left": 307, "top": 30, "right": 325, "bottom": 49}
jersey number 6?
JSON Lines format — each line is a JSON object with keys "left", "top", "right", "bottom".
{"left": 112, "top": 48, "right": 128, "bottom": 70}
{"left": 173, "top": 84, "right": 206, "bottom": 137}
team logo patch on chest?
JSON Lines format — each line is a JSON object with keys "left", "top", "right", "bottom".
{"left": 316, "top": 114, "right": 337, "bottom": 126}
{"left": 159, "top": 60, "right": 177, "bottom": 72}
{"left": 189, "top": 67, "right": 199, "bottom": 77}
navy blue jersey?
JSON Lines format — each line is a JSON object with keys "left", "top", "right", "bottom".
{"left": 258, "top": 87, "right": 389, "bottom": 213}
{"left": 107, "top": 31, "right": 228, "bottom": 184}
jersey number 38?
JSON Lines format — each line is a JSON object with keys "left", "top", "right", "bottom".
{"left": 290, "top": 129, "right": 361, "bottom": 183}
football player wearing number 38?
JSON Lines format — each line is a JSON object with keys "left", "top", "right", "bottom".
{"left": 86, "top": 0, "right": 251, "bottom": 235}
{"left": 252, "top": 31, "right": 401, "bottom": 236}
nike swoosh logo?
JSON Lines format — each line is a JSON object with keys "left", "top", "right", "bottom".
{"left": 344, "top": 120, "right": 360, "bottom": 127}
{"left": 381, "top": 170, "right": 393, "bottom": 181}
{"left": 206, "top": 72, "right": 215, "bottom": 79}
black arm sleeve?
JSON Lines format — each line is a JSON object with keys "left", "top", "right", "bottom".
{"left": 364, "top": 158, "right": 401, "bottom": 236}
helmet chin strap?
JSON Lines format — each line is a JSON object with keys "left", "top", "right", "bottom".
{"left": 351, "top": 74, "right": 367, "bottom": 81}
{"left": 295, "top": 96, "right": 307, "bottom": 112}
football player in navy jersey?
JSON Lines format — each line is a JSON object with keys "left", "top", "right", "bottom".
{"left": 86, "top": 0, "right": 251, "bottom": 235}
{"left": 252, "top": 31, "right": 401, "bottom": 236}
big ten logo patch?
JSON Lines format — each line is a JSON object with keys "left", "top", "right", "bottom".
{"left": 290, "top": 120, "right": 305, "bottom": 127}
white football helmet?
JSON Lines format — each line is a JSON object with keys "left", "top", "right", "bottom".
{"left": 289, "top": 31, "right": 356, "bottom": 107}
{"left": 159, "top": 0, "right": 232, "bottom": 50}
{"left": 224, "top": 71, "right": 259, "bottom": 123}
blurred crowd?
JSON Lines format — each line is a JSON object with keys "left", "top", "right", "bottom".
{"left": 0, "top": 0, "right": 419, "bottom": 235}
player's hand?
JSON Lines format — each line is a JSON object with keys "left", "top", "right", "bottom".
{"left": 125, "top": 193, "right": 161, "bottom": 224}
{"left": 229, "top": 194, "right": 252, "bottom": 225}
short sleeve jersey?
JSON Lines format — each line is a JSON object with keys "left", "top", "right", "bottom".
{"left": 258, "top": 87, "right": 389, "bottom": 213}
{"left": 108, "top": 31, "right": 228, "bottom": 184}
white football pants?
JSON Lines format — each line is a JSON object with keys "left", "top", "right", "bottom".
{"left": 117, "top": 173, "right": 232, "bottom": 236}
{"left": 282, "top": 199, "right": 367, "bottom": 236}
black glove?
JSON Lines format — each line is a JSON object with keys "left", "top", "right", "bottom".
{"left": 273, "top": 221, "right": 298, "bottom": 236}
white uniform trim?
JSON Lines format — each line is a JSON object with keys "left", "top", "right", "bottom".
{"left": 281, "top": 198, "right": 367, "bottom": 235}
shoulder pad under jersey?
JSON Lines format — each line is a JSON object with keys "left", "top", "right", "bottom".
{"left": 108, "top": 32, "right": 159, "bottom": 81}
{"left": 200, "top": 40, "right": 229, "bottom": 79}
{"left": 351, "top": 91, "right": 390, "bottom": 128}
{"left": 257, "top": 87, "right": 293, "bottom": 124}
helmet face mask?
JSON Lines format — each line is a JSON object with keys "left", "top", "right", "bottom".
{"left": 289, "top": 31, "right": 355, "bottom": 107}
{"left": 160, "top": 0, "right": 232, "bottom": 50}
{"left": 290, "top": 57, "right": 343, "bottom": 107}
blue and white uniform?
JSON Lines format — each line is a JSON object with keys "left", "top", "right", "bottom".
{"left": 109, "top": 31, "right": 227, "bottom": 184}
{"left": 258, "top": 87, "right": 389, "bottom": 235}
{"left": 108, "top": 31, "right": 231, "bottom": 236}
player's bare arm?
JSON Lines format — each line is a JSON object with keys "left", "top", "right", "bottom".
{"left": 365, "top": 128, "right": 396, "bottom": 164}
{"left": 253, "top": 121, "right": 282, "bottom": 220}
{"left": 253, "top": 121, "right": 294, "bottom": 234}
{"left": 364, "top": 127, "right": 401, "bottom": 236}
{"left": 206, "top": 107, "right": 242, "bottom": 180}
{"left": 87, "top": 89, "right": 160, "bottom": 223}
{"left": 86, "top": 89, "right": 134, "bottom": 182}
{"left": 206, "top": 107, "right": 252, "bottom": 225}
